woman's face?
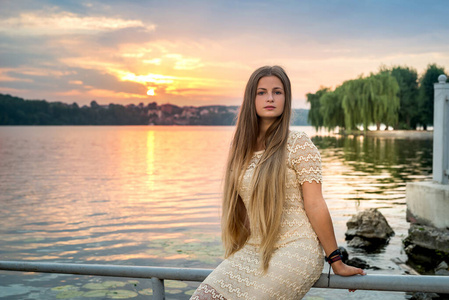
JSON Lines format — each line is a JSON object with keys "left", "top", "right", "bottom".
{"left": 255, "top": 76, "right": 285, "bottom": 122}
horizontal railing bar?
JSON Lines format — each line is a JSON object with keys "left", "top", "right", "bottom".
{"left": 314, "top": 273, "right": 449, "bottom": 293}
{"left": 0, "top": 261, "right": 210, "bottom": 281}
{"left": 1, "top": 261, "right": 449, "bottom": 294}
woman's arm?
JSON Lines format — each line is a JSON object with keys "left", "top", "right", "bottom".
{"left": 302, "top": 181, "right": 366, "bottom": 276}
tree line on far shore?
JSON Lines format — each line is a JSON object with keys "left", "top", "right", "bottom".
{"left": 0, "top": 94, "right": 310, "bottom": 126}
{"left": 307, "top": 63, "right": 446, "bottom": 132}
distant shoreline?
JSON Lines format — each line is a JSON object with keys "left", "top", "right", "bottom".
{"left": 366, "top": 130, "right": 433, "bottom": 139}
{"left": 0, "top": 93, "right": 310, "bottom": 126}
{"left": 339, "top": 130, "right": 433, "bottom": 139}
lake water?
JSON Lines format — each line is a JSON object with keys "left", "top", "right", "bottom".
{"left": 0, "top": 126, "right": 433, "bottom": 299}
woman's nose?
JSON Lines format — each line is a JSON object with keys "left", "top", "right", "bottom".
{"left": 267, "top": 93, "right": 274, "bottom": 101}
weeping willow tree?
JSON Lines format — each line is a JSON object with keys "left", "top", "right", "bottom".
{"left": 341, "top": 74, "right": 399, "bottom": 132}
{"left": 319, "top": 86, "right": 345, "bottom": 131}
{"left": 341, "top": 77, "right": 367, "bottom": 131}
{"left": 368, "top": 73, "right": 400, "bottom": 130}
{"left": 306, "top": 87, "right": 329, "bottom": 130}
{"left": 308, "top": 67, "right": 402, "bottom": 133}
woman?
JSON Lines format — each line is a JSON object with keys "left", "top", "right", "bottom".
{"left": 191, "top": 66, "right": 365, "bottom": 300}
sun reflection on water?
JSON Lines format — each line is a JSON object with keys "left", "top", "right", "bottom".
{"left": 145, "top": 130, "right": 155, "bottom": 192}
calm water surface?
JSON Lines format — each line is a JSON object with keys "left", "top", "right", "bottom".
{"left": 0, "top": 126, "right": 433, "bottom": 299}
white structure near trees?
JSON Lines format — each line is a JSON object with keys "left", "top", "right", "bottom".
{"left": 406, "top": 74, "right": 449, "bottom": 229}
{"left": 433, "top": 74, "right": 449, "bottom": 185}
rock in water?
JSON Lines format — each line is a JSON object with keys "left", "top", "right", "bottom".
{"left": 403, "top": 224, "right": 449, "bottom": 272}
{"left": 346, "top": 257, "right": 370, "bottom": 269}
{"left": 435, "top": 261, "right": 449, "bottom": 276}
{"left": 338, "top": 246, "right": 349, "bottom": 263}
{"left": 337, "top": 246, "right": 380, "bottom": 270}
{"left": 347, "top": 236, "right": 373, "bottom": 248}
{"left": 405, "top": 224, "right": 449, "bottom": 253}
{"left": 345, "top": 208, "right": 394, "bottom": 248}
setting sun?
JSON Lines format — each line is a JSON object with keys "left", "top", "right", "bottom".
{"left": 147, "top": 88, "right": 155, "bottom": 96}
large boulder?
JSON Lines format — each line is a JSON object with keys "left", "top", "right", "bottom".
{"left": 403, "top": 223, "right": 449, "bottom": 272}
{"left": 405, "top": 224, "right": 449, "bottom": 253}
{"left": 345, "top": 208, "right": 394, "bottom": 248}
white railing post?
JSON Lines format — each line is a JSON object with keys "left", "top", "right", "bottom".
{"left": 151, "top": 277, "right": 165, "bottom": 300}
{"left": 433, "top": 74, "right": 449, "bottom": 184}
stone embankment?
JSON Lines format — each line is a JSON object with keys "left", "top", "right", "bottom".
{"left": 404, "top": 225, "right": 449, "bottom": 299}
{"left": 403, "top": 223, "right": 449, "bottom": 274}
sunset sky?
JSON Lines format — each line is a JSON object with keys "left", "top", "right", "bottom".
{"left": 1, "top": 0, "right": 448, "bottom": 108}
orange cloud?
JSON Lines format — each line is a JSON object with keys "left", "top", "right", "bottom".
{"left": 143, "top": 58, "right": 162, "bottom": 65}
{"left": 164, "top": 54, "right": 204, "bottom": 70}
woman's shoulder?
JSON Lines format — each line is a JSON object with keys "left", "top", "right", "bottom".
{"left": 287, "top": 130, "right": 318, "bottom": 152}
{"left": 288, "top": 130, "right": 311, "bottom": 144}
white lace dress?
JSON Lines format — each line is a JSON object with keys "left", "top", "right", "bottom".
{"left": 191, "top": 131, "right": 324, "bottom": 300}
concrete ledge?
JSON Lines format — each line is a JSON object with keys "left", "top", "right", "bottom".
{"left": 406, "top": 182, "right": 449, "bottom": 229}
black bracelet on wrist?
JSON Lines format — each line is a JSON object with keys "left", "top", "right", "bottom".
{"left": 325, "top": 248, "right": 344, "bottom": 287}
{"left": 325, "top": 248, "right": 343, "bottom": 265}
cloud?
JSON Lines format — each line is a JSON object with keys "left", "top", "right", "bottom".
{"left": 0, "top": 36, "right": 59, "bottom": 68}
{"left": 70, "top": 68, "right": 148, "bottom": 95}
{"left": 0, "top": 68, "right": 31, "bottom": 82}
{"left": 0, "top": 66, "right": 148, "bottom": 101}
{"left": 0, "top": 11, "right": 155, "bottom": 35}
{"left": 164, "top": 54, "right": 204, "bottom": 70}
{"left": 143, "top": 58, "right": 162, "bottom": 65}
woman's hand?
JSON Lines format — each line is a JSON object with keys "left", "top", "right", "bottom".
{"left": 332, "top": 261, "right": 366, "bottom": 276}
{"left": 331, "top": 261, "right": 366, "bottom": 292}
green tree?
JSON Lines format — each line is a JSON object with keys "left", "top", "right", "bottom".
{"left": 340, "top": 74, "right": 399, "bottom": 132}
{"left": 380, "top": 66, "right": 419, "bottom": 129}
{"left": 341, "top": 77, "right": 366, "bottom": 131}
{"left": 418, "top": 63, "right": 446, "bottom": 129}
{"left": 368, "top": 73, "right": 400, "bottom": 130}
{"left": 306, "top": 87, "right": 329, "bottom": 130}
{"left": 319, "top": 86, "right": 345, "bottom": 131}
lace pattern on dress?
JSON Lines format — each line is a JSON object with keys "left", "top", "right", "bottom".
{"left": 190, "top": 283, "right": 227, "bottom": 300}
{"left": 287, "top": 131, "right": 323, "bottom": 184}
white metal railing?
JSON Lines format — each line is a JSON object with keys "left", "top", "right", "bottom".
{"left": 1, "top": 261, "right": 449, "bottom": 299}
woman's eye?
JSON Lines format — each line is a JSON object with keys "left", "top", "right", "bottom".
{"left": 275, "top": 91, "right": 282, "bottom": 95}
{"left": 257, "top": 91, "right": 265, "bottom": 96}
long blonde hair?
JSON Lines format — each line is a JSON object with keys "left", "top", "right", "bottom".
{"left": 222, "top": 66, "right": 292, "bottom": 271}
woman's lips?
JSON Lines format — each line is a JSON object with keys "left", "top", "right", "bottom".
{"left": 264, "top": 106, "right": 275, "bottom": 110}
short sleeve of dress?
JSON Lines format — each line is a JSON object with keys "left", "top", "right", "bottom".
{"left": 288, "top": 131, "right": 323, "bottom": 185}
